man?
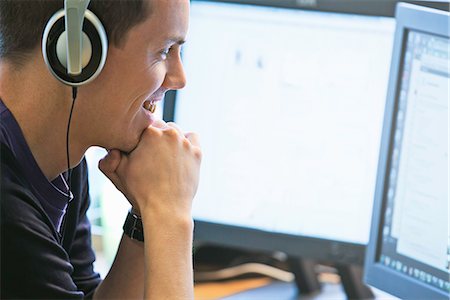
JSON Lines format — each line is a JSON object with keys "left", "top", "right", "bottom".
{"left": 0, "top": 0, "right": 201, "bottom": 298}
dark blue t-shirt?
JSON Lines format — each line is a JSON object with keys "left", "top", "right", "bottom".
{"left": 0, "top": 99, "right": 101, "bottom": 298}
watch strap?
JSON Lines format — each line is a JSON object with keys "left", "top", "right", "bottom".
{"left": 123, "top": 210, "right": 144, "bottom": 242}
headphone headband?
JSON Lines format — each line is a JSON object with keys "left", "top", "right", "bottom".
{"left": 42, "top": 0, "right": 108, "bottom": 86}
{"left": 65, "top": 0, "right": 91, "bottom": 75}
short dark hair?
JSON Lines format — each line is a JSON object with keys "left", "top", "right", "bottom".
{"left": 0, "top": 0, "right": 149, "bottom": 65}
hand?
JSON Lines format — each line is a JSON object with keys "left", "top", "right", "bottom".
{"left": 98, "top": 120, "right": 202, "bottom": 220}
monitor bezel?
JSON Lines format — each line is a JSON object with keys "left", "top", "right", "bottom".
{"left": 364, "top": 2, "right": 449, "bottom": 298}
{"left": 163, "top": 0, "right": 449, "bottom": 267}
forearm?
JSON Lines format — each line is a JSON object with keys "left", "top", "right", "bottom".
{"left": 92, "top": 213, "right": 194, "bottom": 300}
{"left": 143, "top": 212, "right": 194, "bottom": 299}
{"left": 93, "top": 234, "right": 145, "bottom": 299}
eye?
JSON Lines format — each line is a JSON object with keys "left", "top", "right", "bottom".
{"left": 160, "top": 47, "right": 172, "bottom": 60}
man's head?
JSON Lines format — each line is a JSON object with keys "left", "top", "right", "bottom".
{"left": 0, "top": 0, "right": 189, "bottom": 154}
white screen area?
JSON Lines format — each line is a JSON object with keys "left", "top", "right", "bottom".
{"left": 175, "top": 2, "right": 395, "bottom": 244}
{"left": 391, "top": 33, "right": 449, "bottom": 272}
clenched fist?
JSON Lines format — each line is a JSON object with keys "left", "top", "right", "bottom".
{"left": 98, "top": 120, "right": 201, "bottom": 220}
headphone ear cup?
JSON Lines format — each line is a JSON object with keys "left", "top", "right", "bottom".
{"left": 56, "top": 31, "right": 93, "bottom": 70}
{"left": 42, "top": 9, "right": 108, "bottom": 86}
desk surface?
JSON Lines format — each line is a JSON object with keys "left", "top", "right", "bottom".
{"left": 194, "top": 278, "right": 398, "bottom": 300}
{"left": 195, "top": 278, "right": 273, "bottom": 299}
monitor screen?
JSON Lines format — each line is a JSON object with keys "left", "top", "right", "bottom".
{"left": 376, "top": 25, "right": 449, "bottom": 296}
{"left": 174, "top": 0, "right": 395, "bottom": 246}
{"left": 364, "top": 3, "right": 449, "bottom": 299}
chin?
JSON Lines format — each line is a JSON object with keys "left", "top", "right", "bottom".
{"left": 120, "top": 138, "right": 140, "bottom": 154}
{"left": 123, "top": 128, "right": 146, "bottom": 153}
{"left": 102, "top": 134, "right": 137, "bottom": 154}
{"left": 111, "top": 118, "right": 148, "bottom": 153}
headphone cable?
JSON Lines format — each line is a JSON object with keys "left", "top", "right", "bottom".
{"left": 60, "top": 86, "right": 77, "bottom": 245}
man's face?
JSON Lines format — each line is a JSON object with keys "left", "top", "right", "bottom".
{"left": 79, "top": 0, "right": 189, "bottom": 152}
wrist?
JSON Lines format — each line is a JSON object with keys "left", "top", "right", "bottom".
{"left": 138, "top": 198, "right": 193, "bottom": 226}
{"left": 142, "top": 210, "right": 194, "bottom": 237}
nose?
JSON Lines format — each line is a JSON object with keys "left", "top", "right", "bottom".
{"left": 163, "top": 53, "right": 186, "bottom": 90}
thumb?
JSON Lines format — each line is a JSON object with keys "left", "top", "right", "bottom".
{"left": 98, "top": 149, "right": 126, "bottom": 190}
{"left": 98, "top": 149, "right": 121, "bottom": 173}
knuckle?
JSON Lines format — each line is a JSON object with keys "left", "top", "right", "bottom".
{"left": 144, "top": 126, "right": 161, "bottom": 136}
{"left": 182, "top": 137, "right": 191, "bottom": 148}
{"left": 165, "top": 128, "right": 179, "bottom": 138}
{"left": 193, "top": 147, "right": 202, "bottom": 161}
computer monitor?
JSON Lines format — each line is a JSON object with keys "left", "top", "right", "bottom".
{"left": 364, "top": 3, "right": 449, "bottom": 299}
{"left": 164, "top": 0, "right": 446, "bottom": 270}
{"left": 166, "top": 0, "right": 399, "bottom": 265}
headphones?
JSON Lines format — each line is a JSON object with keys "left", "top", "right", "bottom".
{"left": 42, "top": 0, "right": 108, "bottom": 86}
{"left": 41, "top": 0, "right": 109, "bottom": 246}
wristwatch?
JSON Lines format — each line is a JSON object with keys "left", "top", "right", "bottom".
{"left": 123, "top": 209, "right": 144, "bottom": 242}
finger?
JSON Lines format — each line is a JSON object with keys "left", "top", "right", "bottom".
{"left": 99, "top": 149, "right": 125, "bottom": 188}
{"left": 98, "top": 149, "right": 121, "bottom": 173}
{"left": 166, "top": 122, "right": 184, "bottom": 135}
{"left": 151, "top": 119, "right": 168, "bottom": 129}
{"left": 185, "top": 132, "right": 201, "bottom": 148}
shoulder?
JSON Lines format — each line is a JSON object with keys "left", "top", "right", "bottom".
{"left": 1, "top": 144, "right": 52, "bottom": 229}
{"left": 1, "top": 145, "right": 90, "bottom": 224}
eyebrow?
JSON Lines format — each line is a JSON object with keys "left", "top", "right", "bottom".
{"left": 166, "top": 37, "right": 186, "bottom": 46}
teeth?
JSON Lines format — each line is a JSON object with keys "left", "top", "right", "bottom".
{"left": 144, "top": 100, "right": 156, "bottom": 113}
{"left": 149, "top": 102, "right": 156, "bottom": 113}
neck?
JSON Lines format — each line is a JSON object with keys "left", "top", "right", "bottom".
{"left": 0, "top": 54, "right": 88, "bottom": 180}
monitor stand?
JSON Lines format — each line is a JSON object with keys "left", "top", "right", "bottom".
{"left": 288, "top": 258, "right": 374, "bottom": 299}
{"left": 287, "top": 257, "right": 322, "bottom": 296}
{"left": 335, "top": 264, "right": 374, "bottom": 299}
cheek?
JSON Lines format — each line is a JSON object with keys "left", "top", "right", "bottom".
{"left": 142, "top": 62, "right": 167, "bottom": 90}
